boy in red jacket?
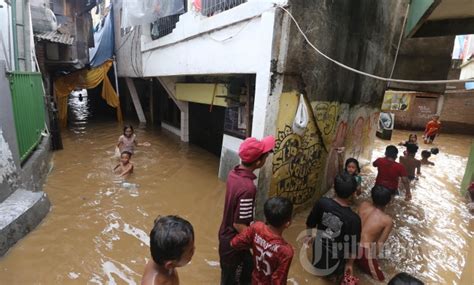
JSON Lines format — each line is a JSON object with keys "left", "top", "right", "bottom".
{"left": 231, "top": 197, "right": 294, "bottom": 285}
{"left": 424, "top": 115, "right": 441, "bottom": 144}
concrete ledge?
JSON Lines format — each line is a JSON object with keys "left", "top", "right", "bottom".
{"left": 0, "top": 190, "right": 50, "bottom": 256}
{"left": 19, "top": 135, "right": 52, "bottom": 192}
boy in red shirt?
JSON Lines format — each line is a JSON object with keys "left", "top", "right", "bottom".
{"left": 231, "top": 197, "right": 294, "bottom": 285}
{"left": 373, "top": 145, "right": 411, "bottom": 201}
{"left": 218, "top": 136, "right": 276, "bottom": 285}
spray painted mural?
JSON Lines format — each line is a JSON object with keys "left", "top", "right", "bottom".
{"left": 270, "top": 92, "right": 326, "bottom": 209}
{"left": 271, "top": 94, "right": 380, "bottom": 209}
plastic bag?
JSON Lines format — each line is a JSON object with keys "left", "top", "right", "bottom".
{"left": 292, "top": 94, "right": 309, "bottom": 136}
{"left": 121, "top": 0, "right": 185, "bottom": 28}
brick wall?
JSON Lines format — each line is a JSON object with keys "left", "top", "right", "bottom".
{"left": 441, "top": 91, "right": 474, "bottom": 134}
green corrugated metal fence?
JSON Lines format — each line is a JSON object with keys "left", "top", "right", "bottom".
{"left": 8, "top": 72, "right": 46, "bottom": 163}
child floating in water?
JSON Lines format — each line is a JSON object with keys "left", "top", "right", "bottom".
{"left": 114, "top": 151, "right": 134, "bottom": 178}
{"left": 337, "top": 147, "right": 362, "bottom": 195}
{"left": 356, "top": 186, "right": 393, "bottom": 282}
{"left": 141, "top": 215, "right": 195, "bottom": 285}
{"left": 399, "top": 133, "right": 418, "bottom": 147}
{"left": 116, "top": 125, "right": 151, "bottom": 155}
{"left": 420, "top": 148, "right": 438, "bottom": 166}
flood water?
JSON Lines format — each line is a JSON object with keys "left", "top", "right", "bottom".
{"left": 0, "top": 97, "right": 473, "bottom": 284}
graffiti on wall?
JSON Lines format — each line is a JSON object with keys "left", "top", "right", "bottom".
{"left": 270, "top": 93, "right": 326, "bottom": 208}
{"left": 271, "top": 95, "right": 380, "bottom": 205}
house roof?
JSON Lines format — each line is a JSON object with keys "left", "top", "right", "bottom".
{"left": 35, "top": 31, "right": 75, "bottom": 45}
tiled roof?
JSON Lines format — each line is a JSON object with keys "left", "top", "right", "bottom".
{"left": 35, "top": 31, "right": 74, "bottom": 45}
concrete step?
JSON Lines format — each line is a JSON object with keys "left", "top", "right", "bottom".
{"left": 0, "top": 190, "right": 50, "bottom": 256}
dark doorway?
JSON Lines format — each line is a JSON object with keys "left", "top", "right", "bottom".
{"left": 189, "top": 103, "right": 225, "bottom": 156}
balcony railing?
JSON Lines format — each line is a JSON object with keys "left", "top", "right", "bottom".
{"left": 201, "top": 0, "right": 247, "bottom": 17}
{"left": 8, "top": 72, "right": 46, "bottom": 163}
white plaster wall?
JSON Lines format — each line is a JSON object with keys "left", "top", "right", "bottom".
{"left": 460, "top": 59, "right": 474, "bottom": 80}
{"left": 141, "top": 0, "right": 283, "bottom": 77}
{"left": 0, "top": 129, "right": 16, "bottom": 185}
{"left": 0, "top": 1, "right": 14, "bottom": 70}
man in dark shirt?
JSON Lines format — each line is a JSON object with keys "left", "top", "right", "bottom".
{"left": 218, "top": 136, "right": 275, "bottom": 285}
{"left": 305, "top": 173, "right": 361, "bottom": 282}
{"left": 373, "top": 145, "right": 411, "bottom": 201}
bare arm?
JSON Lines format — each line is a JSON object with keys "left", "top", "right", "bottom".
{"left": 233, "top": 223, "right": 248, "bottom": 234}
{"left": 119, "top": 164, "right": 133, "bottom": 177}
{"left": 376, "top": 220, "right": 393, "bottom": 255}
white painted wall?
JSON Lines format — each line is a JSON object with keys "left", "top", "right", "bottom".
{"left": 0, "top": 1, "right": 14, "bottom": 70}
{"left": 141, "top": 0, "right": 283, "bottom": 76}
{"left": 460, "top": 59, "right": 474, "bottom": 80}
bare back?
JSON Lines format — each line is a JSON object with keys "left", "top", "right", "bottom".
{"left": 358, "top": 201, "right": 393, "bottom": 249}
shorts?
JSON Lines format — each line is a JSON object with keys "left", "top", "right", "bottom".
{"left": 426, "top": 134, "right": 436, "bottom": 142}
{"left": 220, "top": 251, "right": 253, "bottom": 285}
{"left": 408, "top": 175, "right": 416, "bottom": 181}
{"left": 356, "top": 246, "right": 385, "bottom": 282}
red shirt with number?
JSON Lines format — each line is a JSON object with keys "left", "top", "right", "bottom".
{"left": 231, "top": 221, "right": 294, "bottom": 285}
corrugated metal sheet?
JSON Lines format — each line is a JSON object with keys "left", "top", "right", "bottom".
{"left": 35, "top": 31, "right": 75, "bottom": 45}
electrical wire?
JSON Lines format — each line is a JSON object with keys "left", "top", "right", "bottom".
{"left": 277, "top": 5, "right": 474, "bottom": 85}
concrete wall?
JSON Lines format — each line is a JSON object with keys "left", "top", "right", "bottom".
{"left": 440, "top": 91, "right": 474, "bottom": 134}
{"left": 112, "top": 0, "right": 143, "bottom": 77}
{"left": 389, "top": 36, "right": 455, "bottom": 94}
{"left": 0, "top": 61, "right": 20, "bottom": 203}
{"left": 0, "top": 1, "right": 14, "bottom": 70}
{"left": 264, "top": 0, "right": 407, "bottom": 212}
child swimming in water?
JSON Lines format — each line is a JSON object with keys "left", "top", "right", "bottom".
{"left": 141, "top": 215, "right": 195, "bottom": 285}
{"left": 116, "top": 125, "right": 151, "bottom": 155}
{"left": 399, "top": 133, "right": 418, "bottom": 147}
{"left": 114, "top": 151, "right": 134, "bottom": 178}
{"left": 337, "top": 147, "right": 362, "bottom": 195}
{"left": 420, "top": 150, "right": 435, "bottom": 166}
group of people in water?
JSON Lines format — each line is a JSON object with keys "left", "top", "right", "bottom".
{"left": 112, "top": 115, "right": 442, "bottom": 285}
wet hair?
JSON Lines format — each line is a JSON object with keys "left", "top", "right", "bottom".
{"left": 406, "top": 144, "right": 419, "bottom": 155}
{"left": 121, "top": 150, "right": 132, "bottom": 158}
{"left": 123, "top": 125, "right": 134, "bottom": 135}
{"left": 264, "top": 197, "right": 293, "bottom": 228}
{"left": 385, "top": 145, "right": 399, "bottom": 159}
{"left": 421, "top": 150, "right": 431, "bottom": 159}
{"left": 149, "top": 215, "right": 194, "bottom": 265}
{"left": 388, "top": 272, "right": 424, "bottom": 285}
{"left": 430, "top": 147, "right": 439, "bottom": 155}
{"left": 345, "top": 158, "right": 361, "bottom": 174}
{"left": 408, "top": 134, "right": 417, "bottom": 141}
{"left": 334, "top": 172, "right": 357, "bottom": 199}
{"left": 371, "top": 185, "right": 392, "bottom": 207}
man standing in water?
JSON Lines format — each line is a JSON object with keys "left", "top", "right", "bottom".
{"left": 373, "top": 145, "right": 411, "bottom": 201}
{"left": 218, "top": 136, "right": 275, "bottom": 285}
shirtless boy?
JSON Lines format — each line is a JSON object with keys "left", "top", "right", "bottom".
{"left": 356, "top": 186, "right": 393, "bottom": 282}
{"left": 399, "top": 144, "right": 421, "bottom": 181}
{"left": 141, "top": 216, "right": 195, "bottom": 285}
{"left": 114, "top": 151, "right": 134, "bottom": 178}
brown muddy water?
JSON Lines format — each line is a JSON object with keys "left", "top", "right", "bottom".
{"left": 0, "top": 96, "right": 473, "bottom": 284}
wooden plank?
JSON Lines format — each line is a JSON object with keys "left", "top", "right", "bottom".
{"left": 125, "top": 77, "right": 147, "bottom": 124}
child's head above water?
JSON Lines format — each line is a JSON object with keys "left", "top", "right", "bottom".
{"left": 385, "top": 145, "right": 399, "bottom": 159}
{"left": 264, "top": 197, "right": 293, "bottom": 229}
{"left": 150, "top": 215, "right": 195, "bottom": 269}
{"left": 371, "top": 185, "right": 392, "bottom": 207}
{"left": 334, "top": 172, "right": 357, "bottom": 199}
{"left": 120, "top": 151, "right": 132, "bottom": 163}
{"left": 421, "top": 150, "right": 431, "bottom": 159}
{"left": 408, "top": 133, "right": 417, "bottom": 143}
{"left": 345, "top": 158, "right": 361, "bottom": 175}
{"left": 123, "top": 125, "right": 134, "bottom": 137}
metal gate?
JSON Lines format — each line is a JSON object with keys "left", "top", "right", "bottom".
{"left": 8, "top": 72, "right": 46, "bottom": 163}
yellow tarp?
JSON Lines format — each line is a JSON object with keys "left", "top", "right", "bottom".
{"left": 54, "top": 59, "right": 122, "bottom": 127}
